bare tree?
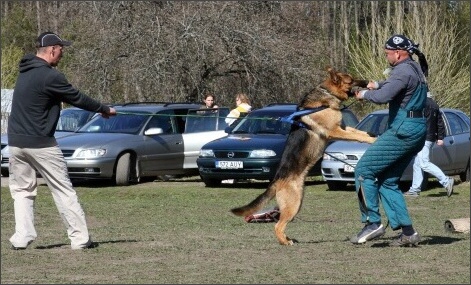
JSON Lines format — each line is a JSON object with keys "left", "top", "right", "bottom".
{"left": 55, "top": 1, "right": 334, "bottom": 108}
{"left": 1, "top": 1, "right": 468, "bottom": 115}
{"left": 347, "top": 1, "right": 469, "bottom": 116}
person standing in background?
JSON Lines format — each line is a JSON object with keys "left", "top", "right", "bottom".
{"left": 7, "top": 31, "right": 116, "bottom": 250}
{"left": 202, "top": 93, "right": 219, "bottom": 109}
{"left": 404, "top": 92, "right": 454, "bottom": 197}
{"left": 225, "top": 92, "right": 252, "bottom": 127}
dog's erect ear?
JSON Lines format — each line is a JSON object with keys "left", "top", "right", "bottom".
{"left": 326, "top": 66, "right": 341, "bottom": 85}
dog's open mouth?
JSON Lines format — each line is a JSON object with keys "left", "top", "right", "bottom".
{"left": 347, "top": 80, "right": 369, "bottom": 97}
{"left": 347, "top": 87, "right": 361, "bottom": 97}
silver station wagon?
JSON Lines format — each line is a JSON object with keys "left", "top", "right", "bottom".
{"left": 55, "top": 103, "right": 230, "bottom": 185}
{"left": 321, "top": 108, "right": 470, "bottom": 190}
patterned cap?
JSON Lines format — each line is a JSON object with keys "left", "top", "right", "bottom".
{"left": 384, "top": 34, "right": 415, "bottom": 52}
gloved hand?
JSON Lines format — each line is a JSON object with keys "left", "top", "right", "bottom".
{"left": 351, "top": 86, "right": 366, "bottom": 94}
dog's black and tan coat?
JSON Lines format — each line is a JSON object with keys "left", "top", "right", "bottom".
{"left": 230, "top": 67, "right": 377, "bottom": 245}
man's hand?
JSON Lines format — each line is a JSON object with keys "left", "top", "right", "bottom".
{"left": 436, "top": 139, "right": 444, "bottom": 146}
{"left": 101, "top": 107, "right": 116, "bottom": 119}
{"left": 366, "top": 81, "right": 378, "bottom": 90}
{"left": 354, "top": 89, "right": 364, "bottom": 100}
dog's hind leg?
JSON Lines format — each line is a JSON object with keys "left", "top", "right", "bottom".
{"left": 231, "top": 183, "right": 277, "bottom": 217}
{"left": 274, "top": 180, "right": 304, "bottom": 245}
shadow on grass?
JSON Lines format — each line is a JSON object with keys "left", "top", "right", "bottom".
{"left": 298, "top": 235, "right": 465, "bottom": 247}
{"left": 369, "top": 235, "right": 464, "bottom": 247}
{"left": 34, "top": 239, "right": 139, "bottom": 250}
{"left": 214, "top": 179, "right": 327, "bottom": 189}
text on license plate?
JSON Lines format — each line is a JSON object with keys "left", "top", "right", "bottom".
{"left": 216, "top": 161, "right": 243, "bottom": 169}
{"left": 344, "top": 164, "right": 355, "bottom": 173}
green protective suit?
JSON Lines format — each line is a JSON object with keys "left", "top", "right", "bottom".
{"left": 354, "top": 62, "right": 427, "bottom": 230}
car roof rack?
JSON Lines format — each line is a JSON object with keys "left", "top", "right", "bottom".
{"left": 119, "top": 101, "right": 202, "bottom": 107}
{"left": 265, "top": 103, "right": 298, "bottom": 106}
{"left": 121, "top": 101, "right": 169, "bottom": 106}
{"left": 163, "top": 102, "right": 202, "bottom": 107}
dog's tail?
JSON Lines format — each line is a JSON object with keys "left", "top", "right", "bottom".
{"left": 230, "top": 184, "right": 277, "bottom": 217}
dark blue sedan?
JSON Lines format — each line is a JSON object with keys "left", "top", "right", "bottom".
{"left": 197, "top": 103, "right": 359, "bottom": 187}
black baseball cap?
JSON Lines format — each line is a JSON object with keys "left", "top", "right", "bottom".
{"left": 36, "top": 32, "right": 72, "bottom": 47}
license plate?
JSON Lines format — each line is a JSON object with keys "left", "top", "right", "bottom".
{"left": 216, "top": 161, "right": 243, "bottom": 169}
{"left": 344, "top": 164, "right": 355, "bottom": 173}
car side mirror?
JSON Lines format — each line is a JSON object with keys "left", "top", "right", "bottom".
{"left": 224, "top": 126, "right": 233, "bottom": 134}
{"left": 145, "top": 128, "right": 164, "bottom": 136}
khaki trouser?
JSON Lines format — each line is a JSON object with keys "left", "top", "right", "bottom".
{"left": 8, "top": 146, "right": 91, "bottom": 249}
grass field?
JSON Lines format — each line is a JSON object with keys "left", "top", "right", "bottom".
{"left": 1, "top": 176, "right": 469, "bottom": 284}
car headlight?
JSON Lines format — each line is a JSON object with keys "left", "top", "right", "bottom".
{"left": 323, "top": 152, "right": 347, "bottom": 161}
{"left": 249, "top": 149, "right": 276, "bottom": 158}
{"left": 199, "top": 149, "right": 215, "bottom": 157}
{"left": 75, "top": 148, "right": 106, "bottom": 158}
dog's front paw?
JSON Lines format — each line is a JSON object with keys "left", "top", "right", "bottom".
{"left": 366, "top": 137, "right": 377, "bottom": 144}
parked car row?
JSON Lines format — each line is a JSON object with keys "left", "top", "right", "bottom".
{"left": 1, "top": 103, "right": 230, "bottom": 185}
{"left": 2, "top": 102, "right": 469, "bottom": 191}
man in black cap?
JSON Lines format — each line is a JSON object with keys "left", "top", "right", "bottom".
{"left": 7, "top": 31, "right": 116, "bottom": 250}
{"left": 350, "top": 34, "right": 429, "bottom": 247}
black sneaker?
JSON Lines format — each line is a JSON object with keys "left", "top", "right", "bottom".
{"left": 71, "top": 240, "right": 99, "bottom": 250}
{"left": 85, "top": 241, "right": 99, "bottom": 249}
{"left": 350, "top": 223, "right": 385, "bottom": 244}
{"left": 390, "top": 232, "right": 421, "bottom": 247}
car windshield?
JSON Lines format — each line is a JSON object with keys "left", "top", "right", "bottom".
{"left": 342, "top": 109, "right": 359, "bottom": 127}
{"left": 77, "top": 111, "right": 151, "bottom": 134}
{"left": 231, "top": 109, "right": 294, "bottom": 135}
{"left": 356, "top": 113, "right": 389, "bottom": 136}
{"left": 56, "top": 109, "right": 95, "bottom": 132}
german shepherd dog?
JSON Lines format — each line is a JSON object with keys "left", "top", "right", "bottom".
{"left": 230, "top": 67, "right": 377, "bottom": 245}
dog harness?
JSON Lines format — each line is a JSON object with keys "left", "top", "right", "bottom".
{"left": 280, "top": 106, "right": 327, "bottom": 129}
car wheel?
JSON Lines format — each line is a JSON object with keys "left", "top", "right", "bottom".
{"left": 1, "top": 169, "right": 9, "bottom": 177}
{"left": 202, "top": 178, "right": 221, "bottom": 187}
{"left": 116, "top": 153, "right": 131, "bottom": 186}
{"left": 459, "top": 160, "right": 470, "bottom": 182}
{"left": 326, "top": 181, "right": 347, "bottom": 190}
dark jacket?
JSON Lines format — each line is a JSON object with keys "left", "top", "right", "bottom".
{"left": 425, "top": 96, "right": 445, "bottom": 142}
{"left": 8, "top": 54, "right": 110, "bottom": 148}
